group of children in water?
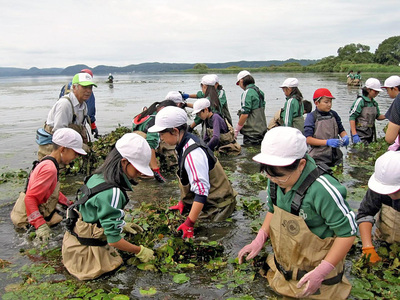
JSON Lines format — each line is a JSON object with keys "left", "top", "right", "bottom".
{"left": 9, "top": 70, "right": 400, "bottom": 299}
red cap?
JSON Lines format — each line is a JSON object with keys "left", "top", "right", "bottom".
{"left": 80, "top": 68, "right": 93, "bottom": 77}
{"left": 313, "top": 88, "right": 335, "bottom": 101}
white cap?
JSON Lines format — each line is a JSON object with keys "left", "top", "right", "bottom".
{"left": 201, "top": 74, "right": 217, "bottom": 86}
{"left": 165, "top": 91, "right": 185, "bottom": 104}
{"left": 252, "top": 127, "right": 307, "bottom": 166}
{"left": 365, "top": 78, "right": 383, "bottom": 92}
{"left": 382, "top": 75, "right": 400, "bottom": 88}
{"left": 52, "top": 128, "right": 87, "bottom": 155}
{"left": 148, "top": 106, "right": 187, "bottom": 132}
{"left": 212, "top": 74, "right": 219, "bottom": 83}
{"left": 368, "top": 151, "right": 400, "bottom": 195}
{"left": 236, "top": 70, "right": 251, "bottom": 85}
{"left": 280, "top": 78, "right": 299, "bottom": 88}
{"left": 115, "top": 133, "right": 153, "bottom": 176}
{"left": 192, "top": 98, "right": 210, "bottom": 115}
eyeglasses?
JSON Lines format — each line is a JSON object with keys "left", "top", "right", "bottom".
{"left": 263, "top": 170, "right": 294, "bottom": 183}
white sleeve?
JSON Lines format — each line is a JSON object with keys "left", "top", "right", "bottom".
{"left": 184, "top": 147, "right": 210, "bottom": 196}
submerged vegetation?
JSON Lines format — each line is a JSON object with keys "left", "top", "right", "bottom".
{"left": 1, "top": 129, "right": 400, "bottom": 299}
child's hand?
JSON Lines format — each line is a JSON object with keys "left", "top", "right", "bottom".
{"left": 326, "top": 139, "right": 341, "bottom": 148}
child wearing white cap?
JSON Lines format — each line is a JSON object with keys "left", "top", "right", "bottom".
{"left": 11, "top": 128, "right": 87, "bottom": 243}
{"left": 62, "top": 133, "right": 155, "bottom": 280}
{"left": 132, "top": 99, "right": 178, "bottom": 182}
{"left": 188, "top": 74, "right": 233, "bottom": 131}
{"left": 279, "top": 77, "right": 305, "bottom": 132}
{"left": 382, "top": 75, "right": 400, "bottom": 150}
{"left": 238, "top": 127, "right": 356, "bottom": 299}
{"left": 356, "top": 151, "right": 400, "bottom": 264}
{"left": 235, "top": 70, "right": 268, "bottom": 145}
{"left": 349, "top": 78, "right": 386, "bottom": 144}
{"left": 192, "top": 98, "right": 241, "bottom": 155}
{"left": 148, "top": 106, "right": 237, "bottom": 239}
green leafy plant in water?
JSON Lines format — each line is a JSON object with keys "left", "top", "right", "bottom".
{"left": 238, "top": 196, "right": 267, "bottom": 219}
{"left": 351, "top": 242, "right": 400, "bottom": 299}
{"left": 0, "top": 169, "right": 28, "bottom": 184}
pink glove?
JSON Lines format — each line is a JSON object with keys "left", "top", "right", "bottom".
{"left": 169, "top": 200, "right": 185, "bottom": 214}
{"left": 238, "top": 229, "right": 268, "bottom": 264}
{"left": 234, "top": 124, "right": 243, "bottom": 139}
{"left": 296, "top": 260, "right": 335, "bottom": 297}
{"left": 177, "top": 217, "right": 194, "bottom": 239}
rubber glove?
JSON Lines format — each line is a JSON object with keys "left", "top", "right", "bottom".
{"left": 296, "top": 260, "right": 335, "bottom": 297}
{"left": 36, "top": 223, "right": 51, "bottom": 242}
{"left": 352, "top": 134, "right": 361, "bottom": 144}
{"left": 388, "top": 136, "right": 400, "bottom": 151}
{"left": 177, "top": 217, "right": 194, "bottom": 239}
{"left": 123, "top": 222, "right": 144, "bottom": 235}
{"left": 135, "top": 245, "right": 155, "bottom": 262}
{"left": 152, "top": 168, "right": 166, "bottom": 183}
{"left": 238, "top": 229, "right": 268, "bottom": 264}
{"left": 169, "top": 200, "right": 185, "bottom": 214}
{"left": 179, "top": 91, "right": 190, "bottom": 100}
{"left": 340, "top": 135, "right": 350, "bottom": 147}
{"left": 91, "top": 122, "right": 99, "bottom": 138}
{"left": 234, "top": 124, "right": 243, "bottom": 139}
{"left": 188, "top": 126, "right": 194, "bottom": 133}
{"left": 326, "top": 139, "right": 341, "bottom": 148}
{"left": 362, "top": 246, "right": 381, "bottom": 264}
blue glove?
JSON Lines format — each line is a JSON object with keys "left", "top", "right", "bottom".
{"left": 326, "top": 139, "right": 341, "bottom": 148}
{"left": 352, "top": 134, "right": 361, "bottom": 144}
{"left": 341, "top": 135, "right": 349, "bottom": 146}
{"left": 179, "top": 91, "right": 190, "bottom": 100}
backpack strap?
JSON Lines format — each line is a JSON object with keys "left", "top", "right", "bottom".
{"left": 179, "top": 139, "right": 216, "bottom": 179}
{"left": 24, "top": 156, "right": 59, "bottom": 193}
{"left": 248, "top": 86, "right": 265, "bottom": 108}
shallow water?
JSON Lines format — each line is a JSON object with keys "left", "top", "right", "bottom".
{"left": 0, "top": 72, "right": 393, "bottom": 299}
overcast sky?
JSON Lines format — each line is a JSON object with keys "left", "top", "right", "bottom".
{"left": 1, "top": 0, "right": 399, "bottom": 69}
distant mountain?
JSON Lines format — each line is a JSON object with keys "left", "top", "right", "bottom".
{"left": 0, "top": 59, "right": 319, "bottom": 77}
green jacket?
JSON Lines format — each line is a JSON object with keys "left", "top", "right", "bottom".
{"left": 132, "top": 113, "right": 159, "bottom": 149}
{"left": 240, "top": 84, "right": 265, "bottom": 114}
{"left": 281, "top": 95, "right": 304, "bottom": 127}
{"left": 349, "top": 95, "right": 380, "bottom": 121}
{"left": 79, "top": 174, "right": 132, "bottom": 243}
{"left": 266, "top": 155, "right": 357, "bottom": 239}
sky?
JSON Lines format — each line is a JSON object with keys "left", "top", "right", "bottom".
{"left": 1, "top": 0, "right": 399, "bottom": 69}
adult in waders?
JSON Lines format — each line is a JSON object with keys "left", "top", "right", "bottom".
{"left": 304, "top": 88, "right": 350, "bottom": 167}
{"left": 349, "top": 78, "right": 386, "bottom": 144}
{"left": 234, "top": 70, "right": 268, "bottom": 145}
{"left": 62, "top": 133, "right": 155, "bottom": 280}
{"left": 148, "top": 106, "right": 237, "bottom": 239}
{"left": 37, "top": 72, "right": 96, "bottom": 160}
{"left": 11, "top": 128, "right": 86, "bottom": 244}
{"left": 59, "top": 68, "right": 99, "bottom": 138}
{"left": 356, "top": 151, "right": 400, "bottom": 264}
{"left": 382, "top": 75, "right": 400, "bottom": 150}
{"left": 132, "top": 100, "right": 177, "bottom": 182}
{"left": 279, "top": 78, "right": 305, "bottom": 133}
{"left": 192, "top": 98, "right": 241, "bottom": 156}
{"left": 238, "top": 127, "right": 357, "bottom": 299}
{"left": 187, "top": 74, "right": 232, "bottom": 128}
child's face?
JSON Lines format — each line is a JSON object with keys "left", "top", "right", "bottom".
{"left": 385, "top": 87, "right": 399, "bottom": 99}
{"left": 315, "top": 97, "right": 332, "bottom": 112}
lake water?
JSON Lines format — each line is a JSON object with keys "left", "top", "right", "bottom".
{"left": 0, "top": 72, "right": 393, "bottom": 173}
{"left": 0, "top": 72, "right": 394, "bottom": 299}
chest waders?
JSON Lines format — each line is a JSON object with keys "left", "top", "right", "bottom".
{"left": 374, "top": 204, "right": 400, "bottom": 244}
{"left": 10, "top": 157, "right": 62, "bottom": 228}
{"left": 308, "top": 111, "right": 343, "bottom": 167}
{"left": 238, "top": 86, "right": 268, "bottom": 144}
{"left": 62, "top": 179, "right": 125, "bottom": 280}
{"left": 205, "top": 117, "right": 241, "bottom": 156}
{"left": 261, "top": 167, "right": 351, "bottom": 299}
{"left": 355, "top": 99, "right": 377, "bottom": 144}
{"left": 177, "top": 141, "right": 237, "bottom": 222}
